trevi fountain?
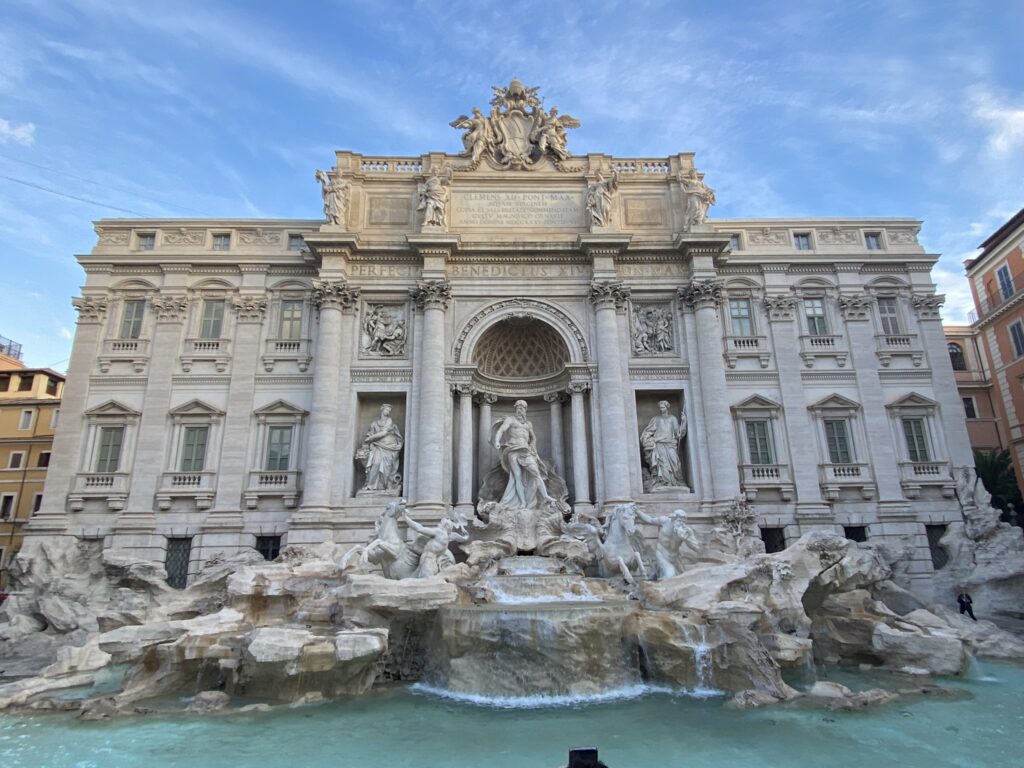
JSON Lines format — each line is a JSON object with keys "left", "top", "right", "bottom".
{"left": 2, "top": 82, "right": 1024, "bottom": 766}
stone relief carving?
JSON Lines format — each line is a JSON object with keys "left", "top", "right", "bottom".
{"left": 763, "top": 294, "right": 797, "bottom": 322}
{"left": 837, "top": 292, "right": 875, "bottom": 320}
{"left": 315, "top": 169, "right": 350, "bottom": 227}
{"left": 631, "top": 303, "right": 674, "bottom": 355}
{"left": 409, "top": 279, "right": 452, "bottom": 310}
{"left": 361, "top": 304, "right": 407, "bottom": 356}
{"left": 888, "top": 229, "right": 918, "bottom": 245}
{"left": 312, "top": 279, "right": 360, "bottom": 312}
{"left": 636, "top": 508, "right": 700, "bottom": 579}
{"left": 349, "top": 498, "right": 467, "bottom": 579}
{"left": 238, "top": 229, "right": 282, "bottom": 246}
{"left": 586, "top": 169, "right": 619, "bottom": 229}
{"left": 149, "top": 295, "right": 189, "bottom": 322}
{"left": 230, "top": 295, "right": 268, "bottom": 322}
{"left": 96, "top": 229, "right": 129, "bottom": 246}
{"left": 355, "top": 404, "right": 404, "bottom": 495}
{"left": 71, "top": 296, "right": 109, "bottom": 322}
{"left": 678, "top": 279, "right": 723, "bottom": 310}
{"left": 680, "top": 168, "right": 716, "bottom": 228}
{"left": 640, "top": 400, "right": 688, "bottom": 492}
{"left": 449, "top": 79, "right": 581, "bottom": 171}
{"left": 748, "top": 228, "right": 788, "bottom": 246}
{"left": 911, "top": 292, "right": 944, "bottom": 320}
{"left": 588, "top": 280, "right": 631, "bottom": 310}
{"left": 162, "top": 228, "right": 205, "bottom": 246}
{"left": 417, "top": 166, "right": 453, "bottom": 230}
{"left": 818, "top": 228, "right": 859, "bottom": 245}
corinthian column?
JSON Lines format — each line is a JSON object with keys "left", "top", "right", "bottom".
{"left": 544, "top": 391, "right": 566, "bottom": 475}
{"left": 410, "top": 279, "right": 451, "bottom": 514}
{"left": 567, "top": 382, "right": 592, "bottom": 510}
{"left": 454, "top": 383, "right": 475, "bottom": 518}
{"left": 589, "top": 281, "right": 633, "bottom": 506}
{"left": 300, "top": 279, "right": 359, "bottom": 512}
{"left": 679, "top": 279, "right": 741, "bottom": 499}
{"left": 475, "top": 391, "right": 497, "bottom": 485}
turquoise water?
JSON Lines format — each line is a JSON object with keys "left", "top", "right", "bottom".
{"left": 1, "top": 662, "right": 1021, "bottom": 768}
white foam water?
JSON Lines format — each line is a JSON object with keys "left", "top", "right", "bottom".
{"left": 409, "top": 682, "right": 723, "bottom": 709}
{"left": 485, "top": 586, "right": 601, "bottom": 605}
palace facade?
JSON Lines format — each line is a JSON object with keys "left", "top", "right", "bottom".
{"left": 32, "top": 83, "right": 971, "bottom": 592}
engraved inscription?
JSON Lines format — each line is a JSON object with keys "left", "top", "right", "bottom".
{"left": 448, "top": 263, "right": 589, "bottom": 279}
{"left": 349, "top": 263, "right": 420, "bottom": 278}
{"left": 368, "top": 196, "right": 412, "bottom": 225}
{"left": 453, "top": 191, "right": 584, "bottom": 228}
{"left": 624, "top": 196, "right": 665, "bottom": 226}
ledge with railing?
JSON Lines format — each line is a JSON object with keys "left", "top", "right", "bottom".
{"left": 973, "top": 268, "right": 1024, "bottom": 324}
{"left": 244, "top": 469, "right": 302, "bottom": 509}
{"left": 799, "top": 334, "right": 848, "bottom": 368}
{"left": 156, "top": 471, "right": 217, "bottom": 509}
{"left": 740, "top": 464, "right": 794, "bottom": 500}
{"left": 262, "top": 337, "right": 312, "bottom": 372}
{"left": 98, "top": 338, "right": 151, "bottom": 373}
{"left": 874, "top": 333, "right": 923, "bottom": 367}
{"left": 181, "top": 338, "right": 231, "bottom": 373}
{"left": 724, "top": 336, "right": 771, "bottom": 369}
{"left": 818, "top": 462, "right": 875, "bottom": 500}
{"left": 898, "top": 460, "right": 955, "bottom": 498}
{"left": 69, "top": 473, "right": 130, "bottom": 511}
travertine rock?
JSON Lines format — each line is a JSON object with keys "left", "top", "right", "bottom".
{"left": 335, "top": 574, "right": 458, "bottom": 613}
{"left": 186, "top": 690, "right": 230, "bottom": 712}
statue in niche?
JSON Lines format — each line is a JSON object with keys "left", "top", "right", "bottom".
{"left": 636, "top": 508, "right": 700, "bottom": 579}
{"left": 356, "top": 404, "right": 404, "bottom": 494}
{"left": 640, "top": 400, "right": 688, "bottom": 491}
{"left": 586, "top": 169, "right": 619, "bottom": 228}
{"left": 315, "top": 169, "right": 349, "bottom": 227}
{"left": 401, "top": 511, "right": 469, "bottom": 578}
{"left": 417, "top": 166, "right": 452, "bottom": 229}
{"left": 631, "top": 305, "right": 674, "bottom": 355}
{"left": 493, "top": 399, "right": 558, "bottom": 510}
{"left": 681, "top": 167, "right": 716, "bottom": 228}
{"left": 362, "top": 305, "right": 407, "bottom": 356}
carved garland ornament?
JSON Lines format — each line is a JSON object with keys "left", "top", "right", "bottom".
{"left": 312, "top": 279, "right": 360, "bottom": 312}
{"left": 149, "top": 295, "right": 190, "bottom": 322}
{"left": 453, "top": 297, "right": 589, "bottom": 363}
{"left": 71, "top": 296, "right": 109, "bottom": 322}
{"left": 162, "top": 228, "right": 205, "bottom": 246}
{"left": 678, "top": 279, "right": 723, "bottom": 310}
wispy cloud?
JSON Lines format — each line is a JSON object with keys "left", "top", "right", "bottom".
{"left": 0, "top": 117, "right": 35, "bottom": 145}
{"left": 970, "top": 89, "right": 1024, "bottom": 157}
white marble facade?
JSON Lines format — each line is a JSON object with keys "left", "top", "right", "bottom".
{"left": 32, "top": 83, "right": 972, "bottom": 589}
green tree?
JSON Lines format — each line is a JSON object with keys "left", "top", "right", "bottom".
{"left": 973, "top": 448, "right": 1024, "bottom": 524}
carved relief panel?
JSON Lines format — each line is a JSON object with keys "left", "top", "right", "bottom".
{"left": 359, "top": 301, "right": 409, "bottom": 358}
{"left": 630, "top": 302, "right": 675, "bottom": 357}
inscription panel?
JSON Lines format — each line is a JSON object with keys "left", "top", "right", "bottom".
{"left": 452, "top": 191, "right": 585, "bottom": 228}
{"left": 624, "top": 196, "right": 666, "bottom": 227}
{"left": 367, "top": 196, "right": 412, "bottom": 226}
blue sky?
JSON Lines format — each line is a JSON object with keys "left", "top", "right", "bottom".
{"left": 1, "top": 0, "right": 1022, "bottom": 370}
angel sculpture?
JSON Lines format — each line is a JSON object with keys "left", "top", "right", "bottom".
{"left": 449, "top": 107, "right": 494, "bottom": 166}
{"left": 531, "top": 107, "right": 581, "bottom": 161}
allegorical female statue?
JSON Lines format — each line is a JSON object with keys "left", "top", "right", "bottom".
{"left": 356, "top": 404, "right": 404, "bottom": 494}
{"left": 640, "top": 400, "right": 687, "bottom": 490}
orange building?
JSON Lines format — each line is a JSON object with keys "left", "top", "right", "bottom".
{"left": 964, "top": 209, "right": 1024, "bottom": 496}
{"left": 944, "top": 324, "right": 1005, "bottom": 452}
{"left": 0, "top": 337, "right": 64, "bottom": 587}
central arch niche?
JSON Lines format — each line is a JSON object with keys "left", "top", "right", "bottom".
{"left": 473, "top": 317, "right": 570, "bottom": 382}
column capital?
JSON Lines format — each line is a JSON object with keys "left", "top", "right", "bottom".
{"left": 230, "top": 294, "right": 268, "bottom": 323}
{"left": 677, "top": 279, "right": 723, "bottom": 311}
{"left": 451, "top": 382, "right": 474, "bottom": 396}
{"left": 911, "top": 292, "right": 945, "bottom": 320}
{"left": 588, "top": 280, "right": 630, "bottom": 310}
{"left": 71, "top": 295, "right": 109, "bottom": 324}
{"left": 149, "top": 294, "right": 190, "bottom": 323}
{"left": 544, "top": 391, "right": 568, "bottom": 404}
{"left": 837, "top": 291, "right": 875, "bottom": 321}
{"left": 567, "top": 381, "right": 591, "bottom": 395}
{"left": 312, "top": 279, "right": 360, "bottom": 313}
{"left": 473, "top": 390, "right": 498, "bottom": 405}
{"left": 762, "top": 293, "right": 797, "bottom": 322}
{"left": 410, "top": 278, "right": 452, "bottom": 310}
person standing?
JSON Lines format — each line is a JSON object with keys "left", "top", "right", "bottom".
{"left": 957, "top": 588, "right": 977, "bottom": 621}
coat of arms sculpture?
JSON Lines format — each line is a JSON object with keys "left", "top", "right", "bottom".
{"left": 450, "top": 79, "right": 582, "bottom": 171}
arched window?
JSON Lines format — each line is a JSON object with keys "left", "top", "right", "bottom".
{"left": 948, "top": 342, "right": 966, "bottom": 371}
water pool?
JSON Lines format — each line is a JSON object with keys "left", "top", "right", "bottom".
{"left": 1, "top": 662, "right": 1021, "bottom": 768}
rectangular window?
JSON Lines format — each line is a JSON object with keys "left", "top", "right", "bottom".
{"left": 51, "top": 409, "right": 60, "bottom": 429}
{"left": 165, "top": 537, "right": 192, "bottom": 589}
{"left": 37, "top": 451, "right": 51, "bottom": 468}
{"left": 256, "top": 535, "right": 282, "bottom": 561}
{"left": 95, "top": 426, "right": 125, "bottom": 473}
{"left": 744, "top": 420, "right": 774, "bottom": 465}
{"left": 212, "top": 233, "right": 231, "bottom": 251}
{"left": 18, "top": 410, "right": 33, "bottom": 430}
{"left": 179, "top": 426, "right": 209, "bottom": 472}
{"left": 902, "top": 418, "right": 931, "bottom": 462}
{"left": 865, "top": 233, "right": 882, "bottom": 250}
{"left": 8, "top": 452, "right": 24, "bottom": 469}
{"left": 794, "top": 233, "right": 812, "bottom": 251}
{"left": 45, "top": 377, "right": 58, "bottom": 396}
{"left": 760, "top": 527, "right": 787, "bottom": 553}
{"left": 844, "top": 525, "right": 868, "bottom": 542}
{"left": 823, "top": 419, "right": 853, "bottom": 464}
{"left": 119, "top": 299, "right": 146, "bottom": 339}
{"left": 804, "top": 298, "right": 828, "bottom": 336}
{"left": 199, "top": 300, "right": 225, "bottom": 339}
{"left": 279, "top": 300, "right": 304, "bottom": 340}
{"left": 877, "top": 297, "right": 902, "bottom": 335}
{"left": 998, "top": 265, "right": 1014, "bottom": 300}
{"left": 32, "top": 493, "right": 42, "bottom": 513}
{"left": 137, "top": 232, "right": 155, "bottom": 251}
{"left": 728, "top": 234, "right": 741, "bottom": 251}
{"left": 962, "top": 397, "right": 978, "bottom": 419}
{"left": 0, "top": 495, "right": 15, "bottom": 520}
{"left": 729, "top": 298, "right": 754, "bottom": 337}
{"left": 17, "top": 375, "right": 33, "bottom": 391}
{"left": 0, "top": 374, "right": 9, "bottom": 391}
{"left": 287, "top": 234, "right": 305, "bottom": 251}
{"left": 925, "top": 524, "right": 948, "bottom": 569}
{"left": 265, "top": 426, "right": 293, "bottom": 471}
{"left": 1011, "top": 321, "right": 1024, "bottom": 357}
